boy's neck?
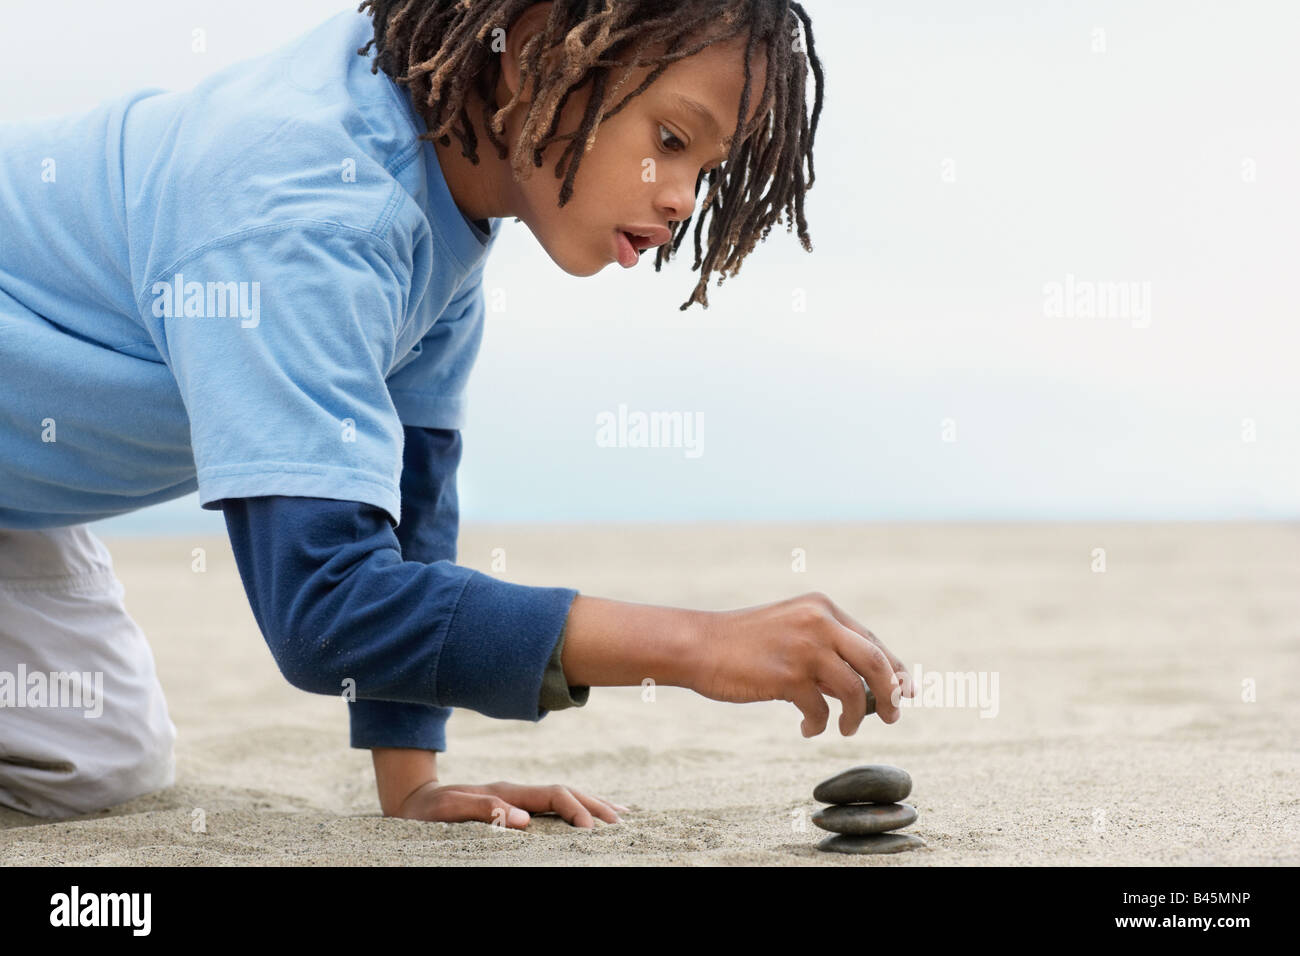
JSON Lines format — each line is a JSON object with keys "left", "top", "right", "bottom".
{"left": 431, "top": 98, "right": 517, "bottom": 224}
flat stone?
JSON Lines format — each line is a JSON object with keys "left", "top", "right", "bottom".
{"left": 817, "top": 832, "right": 927, "bottom": 855}
{"left": 812, "top": 802, "right": 917, "bottom": 835}
{"left": 813, "top": 764, "right": 911, "bottom": 805}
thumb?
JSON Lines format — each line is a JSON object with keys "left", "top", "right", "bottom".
{"left": 502, "top": 805, "right": 531, "bottom": 828}
{"left": 481, "top": 795, "right": 530, "bottom": 829}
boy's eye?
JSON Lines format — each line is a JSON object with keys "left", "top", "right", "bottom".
{"left": 658, "top": 124, "right": 686, "bottom": 152}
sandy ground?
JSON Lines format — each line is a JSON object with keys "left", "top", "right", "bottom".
{"left": 1, "top": 522, "right": 1297, "bottom": 866}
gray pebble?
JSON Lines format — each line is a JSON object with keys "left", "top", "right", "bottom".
{"left": 817, "top": 832, "right": 927, "bottom": 855}
{"left": 812, "top": 802, "right": 917, "bottom": 835}
{"left": 813, "top": 764, "right": 912, "bottom": 804}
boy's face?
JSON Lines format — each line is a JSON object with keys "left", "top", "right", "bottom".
{"left": 495, "top": 6, "right": 769, "bottom": 276}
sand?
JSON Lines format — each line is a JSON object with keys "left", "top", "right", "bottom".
{"left": 2, "top": 522, "right": 1297, "bottom": 866}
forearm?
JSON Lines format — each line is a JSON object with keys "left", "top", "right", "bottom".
{"left": 222, "top": 494, "right": 577, "bottom": 720}
{"left": 372, "top": 747, "right": 437, "bottom": 817}
{"left": 559, "top": 595, "right": 711, "bottom": 689}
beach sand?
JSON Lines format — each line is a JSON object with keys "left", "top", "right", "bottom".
{"left": 2, "top": 522, "right": 1297, "bottom": 866}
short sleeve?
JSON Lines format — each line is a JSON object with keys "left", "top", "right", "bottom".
{"left": 140, "top": 224, "right": 412, "bottom": 524}
{"left": 385, "top": 256, "right": 487, "bottom": 431}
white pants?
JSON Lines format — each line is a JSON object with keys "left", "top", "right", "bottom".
{"left": 0, "top": 524, "right": 176, "bottom": 818}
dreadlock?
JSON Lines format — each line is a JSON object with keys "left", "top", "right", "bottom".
{"left": 357, "top": 0, "right": 822, "bottom": 310}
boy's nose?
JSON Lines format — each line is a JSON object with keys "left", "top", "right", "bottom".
{"left": 653, "top": 173, "right": 701, "bottom": 224}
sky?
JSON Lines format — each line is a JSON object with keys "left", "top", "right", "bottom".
{"left": 3, "top": 0, "right": 1296, "bottom": 532}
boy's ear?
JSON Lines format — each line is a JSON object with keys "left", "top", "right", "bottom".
{"left": 500, "top": 1, "right": 557, "bottom": 106}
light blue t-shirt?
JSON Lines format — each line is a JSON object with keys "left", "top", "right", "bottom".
{"left": 0, "top": 10, "right": 498, "bottom": 530}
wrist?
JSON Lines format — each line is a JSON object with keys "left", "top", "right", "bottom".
{"left": 559, "top": 595, "right": 712, "bottom": 690}
{"left": 665, "top": 607, "right": 713, "bottom": 690}
{"left": 371, "top": 747, "right": 438, "bottom": 817}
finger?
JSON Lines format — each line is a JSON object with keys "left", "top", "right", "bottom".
{"left": 566, "top": 789, "right": 622, "bottom": 824}
{"left": 832, "top": 622, "right": 902, "bottom": 723}
{"left": 851, "top": 623, "right": 912, "bottom": 698}
{"left": 503, "top": 785, "right": 597, "bottom": 829}
{"left": 543, "top": 786, "right": 596, "bottom": 829}
{"left": 822, "top": 600, "right": 913, "bottom": 697}
{"left": 460, "top": 783, "right": 626, "bottom": 821}
{"left": 815, "top": 656, "right": 870, "bottom": 736}
{"left": 809, "top": 659, "right": 869, "bottom": 736}
{"left": 793, "top": 684, "right": 831, "bottom": 738}
{"left": 433, "top": 790, "right": 530, "bottom": 829}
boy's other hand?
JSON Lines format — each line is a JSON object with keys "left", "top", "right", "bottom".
{"left": 393, "top": 780, "right": 629, "bottom": 829}
{"left": 689, "top": 592, "right": 914, "bottom": 737}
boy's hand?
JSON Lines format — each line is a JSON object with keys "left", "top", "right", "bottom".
{"left": 371, "top": 748, "right": 627, "bottom": 828}
{"left": 393, "top": 780, "right": 629, "bottom": 829}
{"left": 689, "top": 592, "right": 914, "bottom": 737}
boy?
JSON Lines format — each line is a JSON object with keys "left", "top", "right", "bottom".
{"left": 0, "top": 0, "right": 912, "bottom": 829}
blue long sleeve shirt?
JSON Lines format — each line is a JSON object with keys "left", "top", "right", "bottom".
{"left": 219, "top": 425, "right": 588, "bottom": 752}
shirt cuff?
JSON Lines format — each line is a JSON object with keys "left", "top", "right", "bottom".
{"left": 538, "top": 626, "right": 590, "bottom": 712}
{"left": 435, "top": 569, "right": 580, "bottom": 721}
{"left": 348, "top": 699, "right": 452, "bottom": 751}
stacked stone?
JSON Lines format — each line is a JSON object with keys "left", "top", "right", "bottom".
{"left": 812, "top": 764, "right": 925, "bottom": 855}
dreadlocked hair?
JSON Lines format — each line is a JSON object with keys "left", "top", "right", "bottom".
{"left": 357, "top": 0, "right": 822, "bottom": 310}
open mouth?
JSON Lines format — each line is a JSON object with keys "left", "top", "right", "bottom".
{"left": 622, "top": 230, "right": 656, "bottom": 252}
{"left": 613, "top": 225, "right": 670, "bottom": 268}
